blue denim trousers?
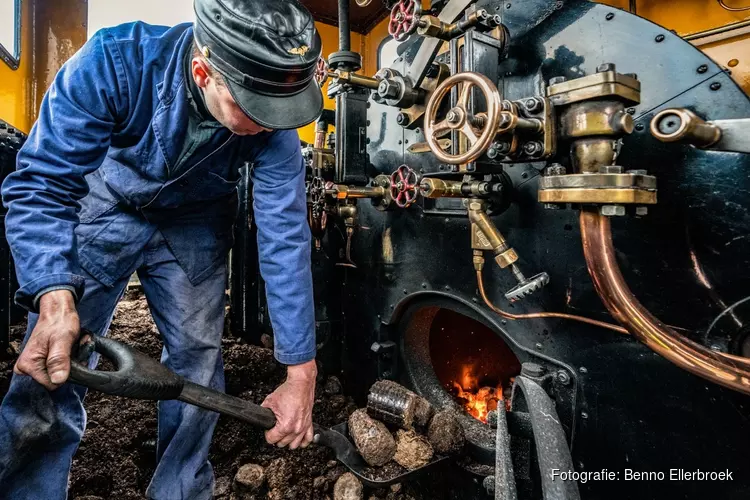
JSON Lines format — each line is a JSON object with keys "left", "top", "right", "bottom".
{"left": 0, "top": 230, "right": 227, "bottom": 500}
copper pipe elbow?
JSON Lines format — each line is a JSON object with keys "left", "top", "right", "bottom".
{"left": 580, "top": 209, "right": 750, "bottom": 394}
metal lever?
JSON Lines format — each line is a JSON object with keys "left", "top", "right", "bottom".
{"left": 467, "top": 200, "right": 549, "bottom": 301}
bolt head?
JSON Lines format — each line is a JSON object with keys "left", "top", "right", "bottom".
{"left": 523, "top": 141, "right": 543, "bottom": 156}
{"left": 710, "top": 82, "right": 722, "bottom": 91}
{"left": 545, "top": 164, "right": 566, "bottom": 176}
{"left": 370, "top": 342, "right": 382, "bottom": 353}
{"left": 635, "top": 206, "right": 649, "bottom": 217}
{"left": 655, "top": 34, "right": 665, "bottom": 42}
{"left": 697, "top": 64, "right": 708, "bottom": 74}
{"left": 596, "top": 63, "right": 616, "bottom": 73}
{"left": 544, "top": 203, "right": 564, "bottom": 210}
{"left": 626, "top": 169, "right": 647, "bottom": 175}
{"left": 549, "top": 76, "right": 567, "bottom": 86}
{"left": 600, "top": 205, "right": 626, "bottom": 217}
{"left": 446, "top": 110, "right": 459, "bottom": 123}
{"left": 557, "top": 371, "right": 572, "bottom": 385}
{"left": 524, "top": 98, "right": 540, "bottom": 111}
{"left": 605, "top": 12, "right": 615, "bottom": 20}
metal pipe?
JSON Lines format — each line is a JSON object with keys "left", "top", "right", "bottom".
{"left": 684, "top": 19, "right": 750, "bottom": 41}
{"left": 326, "top": 185, "right": 385, "bottom": 199}
{"left": 579, "top": 209, "right": 750, "bottom": 395}
{"left": 338, "top": 0, "right": 351, "bottom": 51}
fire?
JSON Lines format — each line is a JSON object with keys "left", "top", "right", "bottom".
{"left": 451, "top": 365, "right": 502, "bottom": 423}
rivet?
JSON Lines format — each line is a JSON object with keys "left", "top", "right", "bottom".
{"left": 506, "top": 3, "right": 512, "bottom": 8}
{"left": 710, "top": 82, "right": 722, "bottom": 91}
{"left": 635, "top": 123, "right": 645, "bottom": 131}
{"left": 655, "top": 34, "right": 665, "bottom": 43}
{"left": 605, "top": 12, "right": 614, "bottom": 20}
{"left": 581, "top": 411, "right": 589, "bottom": 420}
{"left": 535, "top": 343, "right": 543, "bottom": 350}
{"left": 579, "top": 366, "right": 588, "bottom": 374}
{"left": 697, "top": 64, "right": 708, "bottom": 74}
{"left": 728, "top": 59, "right": 739, "bottom": 68}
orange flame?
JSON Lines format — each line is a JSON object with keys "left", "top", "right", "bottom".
{"left": 451, "top": 365, "right": 502, "bottom": 423}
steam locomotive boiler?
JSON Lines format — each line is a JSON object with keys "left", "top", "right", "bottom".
{"left": 256, "top": 0, "right": 750, "bottom": 498}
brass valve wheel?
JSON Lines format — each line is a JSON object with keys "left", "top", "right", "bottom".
{"left": 389, "top": 165, "right": 420, "bottom": 208}
{"left": 314, "top": 57, "right": 330, "bottom": 88}
{"left": 424, "top": 72, "right": 502, "bottom": 165}
{"left": 388, "top": 0, "right": 421, "bottom": 42}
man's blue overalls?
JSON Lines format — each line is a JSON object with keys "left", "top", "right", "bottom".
{"left": 0, "top": 22, "right": 316, "bottom": 500}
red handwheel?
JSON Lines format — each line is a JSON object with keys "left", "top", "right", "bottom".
{"left": 389, "top": 165, "right": 420, "bottom": 208}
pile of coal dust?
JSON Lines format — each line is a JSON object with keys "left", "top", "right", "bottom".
{"left": 0, "top": 293, "right": 464, "bottom": 499}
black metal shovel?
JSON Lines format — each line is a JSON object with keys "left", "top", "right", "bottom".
{"left": 68, "top": 333, "right": 445, "bottom": 488}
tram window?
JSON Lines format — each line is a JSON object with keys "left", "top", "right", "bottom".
{"left": 0, "top": 0, "right": 21, "bottom": 70}
{"left": 378, "top": 36, "right": 402, "bottom": 70}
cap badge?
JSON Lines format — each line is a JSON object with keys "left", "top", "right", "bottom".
{"left": 202, "top": 45, "right": 211, "bottom": 58}
{"left": 288, "top": 45, "right": 310, "bottom": 56}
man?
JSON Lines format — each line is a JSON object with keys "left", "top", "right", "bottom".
{"left": 0, "top": 0, "right": 322, "bottom": 498}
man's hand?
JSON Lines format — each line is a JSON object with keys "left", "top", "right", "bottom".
{"left": 261, "top": 359, "right": 317, "bottom": 450}
{"left": 14, "top": 290, "right": 80, "bottom": 390}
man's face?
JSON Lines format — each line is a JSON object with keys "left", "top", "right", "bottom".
{"left": 192, "top": 57, "right": 272, "bottom": 136}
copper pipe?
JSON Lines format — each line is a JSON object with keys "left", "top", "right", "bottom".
{"left": 580, "top": 209, "right": 750, "bottom": 394}
{"left": 476, "top": 270, "right": 629, "bottom": 335}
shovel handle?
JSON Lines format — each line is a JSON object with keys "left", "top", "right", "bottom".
{"left": 179, "top": 380, "right": 277, "bottom": 430}
{"left": 69, "top": 334, "right": 184, "bottom": 400}
{"left": 69, "top": 333, "right": 280, "bottom": 431}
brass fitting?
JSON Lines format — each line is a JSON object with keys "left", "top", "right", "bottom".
{"left": 650, "top": 108, "right": 721, "bottom": 148}
{"left": 337, "top": 204, "right": 358, "bottom": 226}
{"left": 420, "top": 178, "right": 503, "bottom": 199}
{"left": 334, "top": 71, "right": 381, "bottom": 90}
{"left": 472, "top": 249, "right": 485, "bottom": 272}
{"left": 326, "top": 184, "right": 386, "bottom": 200}
{"left": 467, "top": 201, "right": 518, "bottom": 269}
{"left": 417, "top": 15, "right": 443, "bottom": 38}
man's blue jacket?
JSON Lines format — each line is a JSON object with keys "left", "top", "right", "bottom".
{"left": 1, "top": 22, "right": 316, "bottom": 365}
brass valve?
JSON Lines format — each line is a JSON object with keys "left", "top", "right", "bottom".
{"left": 325, "top": 183, "right": 386, "bottom": 200}
{"left": 388, "top": 0, "right": 422, "bottom": 41}
{"left": 417, "top": 9, "right": 503, "bottom": 40}
{"left": 466, "top": 200, "right": 549, "bottom": 301}
{"left": 539, "top": 63, "right": 657, "bottom": 216}
{"left": 650, "top": 108, "right": 721, "bottom": 148}
{"left": 420, "top": 178, "right": 503, "bottom": 199}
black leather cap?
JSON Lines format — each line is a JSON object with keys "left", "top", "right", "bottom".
{"left": 194, "top": 0, "right": 323, "bottom": 130}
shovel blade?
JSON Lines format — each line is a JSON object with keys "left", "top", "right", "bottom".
{"left": 315, "top": 422, "right": 451, "bottom": 489}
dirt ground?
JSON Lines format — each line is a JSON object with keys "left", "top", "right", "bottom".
{"left": 0, "top": 293, "right": 462, "bottom": 500}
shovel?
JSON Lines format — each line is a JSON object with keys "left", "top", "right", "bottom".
{"left": 68, "top": 333, "right": 447, "bottom": 488}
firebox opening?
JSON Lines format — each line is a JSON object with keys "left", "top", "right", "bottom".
{"left": 428, "top": 309, "right": 522, "bottom": 423}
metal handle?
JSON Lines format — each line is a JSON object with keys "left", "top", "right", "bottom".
{"left": 69, "top": 334, "right": 184, "bottom": 400}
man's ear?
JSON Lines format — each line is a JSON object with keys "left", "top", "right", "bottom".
{"left": 192, "top": 57, "right": 211, "bottom": 89}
